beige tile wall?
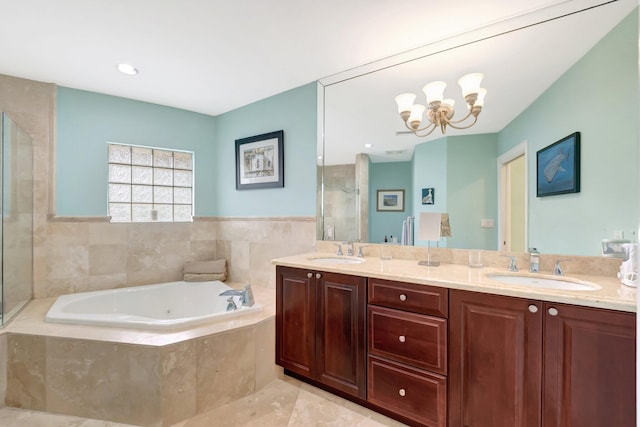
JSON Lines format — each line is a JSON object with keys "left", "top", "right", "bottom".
{"left": 36, "top": 217, "right": 315, "bottom": 298}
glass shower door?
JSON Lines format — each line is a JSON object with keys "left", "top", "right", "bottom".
{"left": 1, "top": 113, "right": 34, "bottom": 326}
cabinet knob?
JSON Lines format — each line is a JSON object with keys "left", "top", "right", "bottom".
{"left": 548, "top": 307, "right": 559, "bottom": 316}
{"left": 398, "top": 388, "right": 406, "bottom": 397}
{"left": 307, "top": 272, "right": 313, "bottom": 278}
{"left": 528, "top": 304, "right": 538, "bottom": 313}
{"left": 398, "top": 335, "right": 406, "bottom": 343}
{"left": 315, "top": 273, "right": 322, "bottom": 279}
{"left": 399, "top": 294, "right": 407, "bottom": 301}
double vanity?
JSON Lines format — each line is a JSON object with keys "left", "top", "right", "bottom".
{"left": 273, "top": 248, "right": 636, "bottom": 427}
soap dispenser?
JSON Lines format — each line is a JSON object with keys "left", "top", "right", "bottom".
{"left": 529, "top": 248, "right": 540, "bottom": 273}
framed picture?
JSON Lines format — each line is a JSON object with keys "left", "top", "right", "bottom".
{"left": 422, "top": 187, "right": 435, "bottom": 205}
{"left": 377, "top": 189, "right": 405, "bottom": 212}
{"left": 235, "top": 130, "right": 284, "bottom": 190}
{"left": 536, "top": 132, "right": 580, "bottom": 197}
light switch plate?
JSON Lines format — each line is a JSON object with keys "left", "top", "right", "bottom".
{"left": 481, "top": 218, "right": 495, "bottom": 228}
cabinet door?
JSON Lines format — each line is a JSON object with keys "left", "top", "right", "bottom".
{"left": 543, "top": 303, "right": 636, "bottom": 427}
{"left": 276, "top": 266, "right": 316, "bottom": 379}
{"left": 316, "top": 271, "right": 367, "bottom": 399}
{"left": 449, "top": 290, "right": 542, "bottom": 427}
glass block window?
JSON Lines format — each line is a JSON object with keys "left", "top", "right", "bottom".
{"left": 108, "top": 143, "right": 194, "bottom": 222}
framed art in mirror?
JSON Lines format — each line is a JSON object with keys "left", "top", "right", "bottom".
{"left": 536, "top": 132, "right": 580, "bottom": 197}
{"left": 377, "top": 189, "right": 405, "bottom": 212}
{"left": 235, "top": 130, "right": 284, "bottom": 190}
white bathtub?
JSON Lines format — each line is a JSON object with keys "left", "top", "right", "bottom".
{"left": 45, "top": 280, "right": 262, "bottom": 330}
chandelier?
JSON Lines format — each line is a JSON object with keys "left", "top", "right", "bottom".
{"left": 395, "top": 73, "right": 487, "bottom": 137}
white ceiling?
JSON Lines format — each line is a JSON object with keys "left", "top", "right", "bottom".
{"left": 321, "top": 0, "right": 638, "bottom": 164}
{"left": 2, "top": 0, "right": 630, "bottom": 118}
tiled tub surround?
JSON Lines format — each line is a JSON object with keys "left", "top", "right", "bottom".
{"left": 3, "top": 286, "right": 278, "bottom": 427}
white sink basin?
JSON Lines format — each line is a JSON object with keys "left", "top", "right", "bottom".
{"left": 486, "top": 274, "right": 601, "bottom": 291}
{"left": 309, "top": 256, "right": 364, "bottom": 265}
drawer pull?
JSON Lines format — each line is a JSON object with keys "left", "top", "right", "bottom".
{"left": 399, "top": 388, "right": 406, "bottom": 397}
{"left": 548, "top": 307, "right": 559, "bottom": 316}
{"left": 307, "top": 272, "right": 313, "bottom": 278}
{"left": 399, "top": 294, "right": 407, "bottom": 301}
{"left": 398, "top": 335, "right": 406, "bottom": 343}
{"left": 315, "top": 273, "right": 322, "bottom": 279}
{"left": 528, "top": 304, "right": 538, "bottom": 313}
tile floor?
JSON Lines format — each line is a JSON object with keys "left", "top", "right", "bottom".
{"left": 0, "top": 377, "right": 408, "bottom": 427}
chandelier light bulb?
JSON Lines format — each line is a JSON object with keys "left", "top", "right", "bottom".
{"left": 423, "top": 81, "right": 447, "bottom": 104}
{"left": 475, "top": 88, "right": 488, "bottom": 107}
{"left": 458, "top": 73, "right": 484, "bottom": 97}
{"left": 395, "top": 93, "right": 416, "bottom": 113}
{"left": 408, "top": 104, "right": 426, "bottom": 127}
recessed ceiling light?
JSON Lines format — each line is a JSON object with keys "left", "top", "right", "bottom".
{"left": 117, "top": 63, "right": 139, "bottom": 76}
{"left": 364, "top": 143, "right": 373, "bottom": 148}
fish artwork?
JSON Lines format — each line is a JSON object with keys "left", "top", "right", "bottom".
{"left": 543, "top": 151, "right": 567, "bottom": 183}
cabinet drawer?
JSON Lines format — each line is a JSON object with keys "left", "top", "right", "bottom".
{"left": 368, "top": 305, "right": 447, "bottom": 374}
{"left": 368, "top": 278, "right": 448, "bottom": 317}
{"left": 368, "top": 355, "right": 446, "bottom": 427}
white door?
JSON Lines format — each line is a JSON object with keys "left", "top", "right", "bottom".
{"left": 498, "top": 143, "right": 527, "bottom": 252}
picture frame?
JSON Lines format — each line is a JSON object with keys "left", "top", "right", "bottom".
{"left": 235, "top": 130, "right": 284, "bottom": 190}
{"left": 377, "top": 189, "right": 405, "bottom": 212}
{"left": 421, "top": 187, "right": 435, "bottom": 205}
{"left": 536, "top": 132, "right": 580, "bottom": 197}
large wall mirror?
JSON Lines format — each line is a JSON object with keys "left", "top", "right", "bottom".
{"left": 317, "top": 0, "right": 638, "bottom": 257}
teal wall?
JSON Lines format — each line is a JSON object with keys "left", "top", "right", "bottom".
{"left": 409, "top": 135, "right": 498, "bottom": 249}
{"left": 56, "top": 82, "right": 317, "bottom": 217}
{"left": 213, "top": 83, "right": 317, "bottom": 216}
{"left": 447, "top": 134, "right": 498, "bottom": 249}
{"left": 498, "top": 10, "right": 638, "bottom": 255}
{"left": 369, "top": 161, "right": 413, "bottom": 243}
{"left": 412, "top": 138, "right": 448, "bottom": 246}
{"left": 56, "top": 88, "right": 217, "bottom": 216}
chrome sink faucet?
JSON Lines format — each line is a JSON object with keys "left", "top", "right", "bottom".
{"left": 357, "top": 245, "right": 368, "bottom": 258}
{"left": 553, "top": 260, "right": 569, "bottom": 276}
{"left": 502, "top": 255, "right": 519, "bottom": 272}
{"left": 343, "top": 241, "right": 354, "bottom": 256}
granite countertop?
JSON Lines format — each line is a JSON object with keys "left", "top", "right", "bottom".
{"left": 272, "top": 252, "right": 637, "bottom": 313}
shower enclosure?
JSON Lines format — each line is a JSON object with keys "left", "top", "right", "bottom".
{"left": 1, "top": 113, "right": 34, "bottom": 326}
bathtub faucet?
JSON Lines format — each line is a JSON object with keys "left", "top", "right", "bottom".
{"left": 219, "top": 284, "right": 255, "bottom": 309}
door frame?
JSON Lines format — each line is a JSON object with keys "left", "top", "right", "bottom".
{"left": 497, "top": 141, "right": 528, "bottom": 252}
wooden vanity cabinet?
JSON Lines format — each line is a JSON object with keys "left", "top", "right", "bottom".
{"left": 542, "top": 302, "right": 636, "bottom": 427}
{"left": 449, "top": 289, "right": 636, "bottom": 427}
{"left": 449, "top": 290, "right": 542, "bottom": 427}
{"left": 275, "top": 266, "right": 367, "bottom": 399}
{"left": 367, "top": 278, "right": 448, "bottom": 427}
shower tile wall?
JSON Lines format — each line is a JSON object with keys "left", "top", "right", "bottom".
{"left": 322, "top": 164, "right": 357, "bottom": 242}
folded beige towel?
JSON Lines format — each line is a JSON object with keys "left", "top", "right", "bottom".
{"left": 183, "top": 259, "right": 226, "bottom": 274}
{"left": 184, "top": 273, "right": 227, "bottom": 282}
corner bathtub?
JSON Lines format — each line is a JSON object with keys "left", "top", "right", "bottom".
{"left": 45, "top": 280, "right": 262, "bottom": 331}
